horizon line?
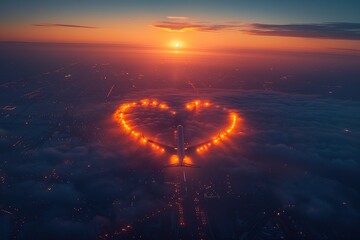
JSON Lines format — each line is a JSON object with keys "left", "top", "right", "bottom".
{"left": 0, "top": 40, "right": 359, "bottom": 56}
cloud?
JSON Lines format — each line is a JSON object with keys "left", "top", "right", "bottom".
{"left": 166, "top": 16, "right": 188, "bottom": 20}
{"left": 125, "top": 89, "right": 360, "bottom": 227}
{"left": 33, "top": 23, "right": 97, "bottom": 29}
{"left": 153, "top": 21, "right": 203, "bottom": 31}
{"left": 153, "top": 18, "right": 360, "bottom": 40}
{"left": 246, "top": 22, "right": 360, "bottom": 40}
{"left": 1, "top": 87, "right": 359, "bottom": 238}
{"left": 153, "top": 19, "right": 239, "bottom": 32}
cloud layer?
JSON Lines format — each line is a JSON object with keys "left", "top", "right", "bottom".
{"left": 247, "top": 22, "right": 360, "bottom": 40}
{"left": 153, "top": 18, "right": 360, "bottom": 40}
{"left": 1, "top": 88, "right": 359, "bottom": 239}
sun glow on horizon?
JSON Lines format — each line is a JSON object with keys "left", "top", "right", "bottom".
{"left": 170, "top": 40, "right": 183, "bottom": 49}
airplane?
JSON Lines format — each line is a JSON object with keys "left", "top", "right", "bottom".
{"left": 142, "top": 125, "right": 213, "bottom": 168}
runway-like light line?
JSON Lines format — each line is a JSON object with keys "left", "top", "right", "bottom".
{"left": 106, "top": 84, "right": 115, "bottom": 98}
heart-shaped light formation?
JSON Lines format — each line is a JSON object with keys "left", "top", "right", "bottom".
{"left": 113, "top": 99, "right": 174, "bottom": 153}
{"left": 113, "top": 99, "right": 239, "bottom": 155}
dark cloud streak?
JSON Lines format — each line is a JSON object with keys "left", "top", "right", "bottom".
{"left": 153, "top": 19, "right": 360, "bottom": 40}
{"left": 33, "top": 23, "right": 98, "bottom": 29}
{"left": 246, "top": 22, "right": 360, "bottom": 40}
{"left": 153, "top": 21, "right": 238, "bottom": 32}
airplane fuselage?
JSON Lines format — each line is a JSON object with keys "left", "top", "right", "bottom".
{"left": 177, "top": 125, "right": 185, "bottom": 166}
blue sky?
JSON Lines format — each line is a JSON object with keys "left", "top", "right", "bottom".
{"left": 1, "top": 0, "right": 360, "bottom": 49}
{"left": 1, "top": 0, "right": 360, "bottom": 24}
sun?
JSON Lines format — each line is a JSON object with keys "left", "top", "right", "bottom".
{"left": 171, "top": 41, "right": 182, "bottom": 49}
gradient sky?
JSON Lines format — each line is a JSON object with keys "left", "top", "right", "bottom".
{"left": 1, "top": 0, "right": 360, "bottom": 51}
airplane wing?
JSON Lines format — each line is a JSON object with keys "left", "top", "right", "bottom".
{"left": 141, "top": 134, "right": 176, "bottom": 153}
{"left": 185, "top": 137, "right": 219, "bottom": 154}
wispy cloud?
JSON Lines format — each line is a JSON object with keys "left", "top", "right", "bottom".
{"left": 153, "top": 18, "right": 360, "bottom": 40}
{"left": 246, "top": 22, "right": 360, "bottom": 40}
{"left": 166, "top": 16, "right": 188, "bottom": 20}
{"left": 153, "top": 20, "right": 238, "bottom": 32}
{"left": 33, "top": 23, "right": 98, "bottom": 29}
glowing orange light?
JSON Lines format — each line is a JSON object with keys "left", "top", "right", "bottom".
{"left": 184, "top": 156, "right": 193, "bottom": 164}
{"left": 184, "top": 100, "right": 213, "bottom": 111}
{"left": 113, "top": 99, "right": 175, "bottom": 154}
{"left": 170, "top": 155, "right": 179, "bottom": 164}
{"left": 114, "top": 99, "right": 241, "bottom": 157}
{"left": 203, "top": 112, "right": 238, "bottom": 152}
{"left": 141, "top": 99, "right": 149, "bottom": 105}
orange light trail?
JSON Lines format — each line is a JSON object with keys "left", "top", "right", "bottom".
{"left": 183, "top": 100, "right": 239, "bottom": 154}
{"left": 113, "top": 99, "right": 170, "bottom": 154}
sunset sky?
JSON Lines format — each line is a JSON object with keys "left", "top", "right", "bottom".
{"left": 1, "top": 1, "right": 360, "bottom": 240}
{"left": 1, "top": 0, "right": 360, "bottom": 51}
